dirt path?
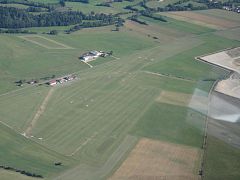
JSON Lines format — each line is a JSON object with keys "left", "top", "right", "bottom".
{"left": 24, "top": 88, "right": 54, "bottom": 137}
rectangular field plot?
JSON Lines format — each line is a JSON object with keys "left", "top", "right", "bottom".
{"left": 19, "top": 35, "right": 73, "bottom": 49}
{"left": 109, "top": 138, "right": 201, "bottom": 180}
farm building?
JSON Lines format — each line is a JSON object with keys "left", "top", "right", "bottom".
{"left": 48, "top": 80, "right": 57, "bottom": 86}
{"left": 47, "top": 75, "right": 77, "bottom": 86}
{"left": 80, "top": 50, "right": 108, "bottom": 62}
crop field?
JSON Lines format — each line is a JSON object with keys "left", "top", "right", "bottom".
{"left": 161, "top": 10, "right": 240, "bottom": 29}
{"left": 0, "top": 6, "right": 240, "bottom": 180}
{"left": 109, "top": 138, "right": 201, "bottom": 180}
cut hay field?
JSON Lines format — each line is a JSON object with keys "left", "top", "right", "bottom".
{"left": 0, "top": 7, "right": 240, "bottom": 180}
{"left": 161, "top": 10, "right": 240, "bottom": 29}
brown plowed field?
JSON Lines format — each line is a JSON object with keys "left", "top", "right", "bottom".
{"left": 109, "top": 138, "right": 201, "bottom": 180}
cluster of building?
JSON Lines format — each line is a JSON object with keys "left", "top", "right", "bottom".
{"left": 223, "top": 5, "right": 240, "bottom": 13}
{"left": 47, "top": 75, "right": 77, "bottom": 86}
{"left": 80, "top": 50, "right": 109, "bottom": 62}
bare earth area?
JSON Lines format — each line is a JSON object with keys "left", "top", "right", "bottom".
{"left": 109, "top": 138, "right": 201, "bottom": 180}
{"left": 165, "top": 11, "right": 239, "bottom": 29}
{"left": 215, "top": 73, "right": 240, "bottom": 99}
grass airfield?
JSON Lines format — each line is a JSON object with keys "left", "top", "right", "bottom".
{"left": 0, "top": 7, "right": 240, "bottom": 180}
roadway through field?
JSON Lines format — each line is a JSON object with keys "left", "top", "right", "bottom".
{"left": 24, "top": 88, "right": 54, "bottom": 137}
{"left": 143, "top": 70, "right": 196, "bottom": 82}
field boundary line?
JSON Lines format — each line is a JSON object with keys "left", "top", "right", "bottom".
{"left": 0, "top": 120, "right": 15, "bottom": 131}
{"left": 18, "top": 35, "right": 74, "bottom": 49}
{"left": 67, "top": 132, "right": 98, "bottom": 156}
{"left": 24, "top": 87, "right": 54, "bottom": 137}
{"left": 143, "top": 70, "right": 196, "bottom": 82}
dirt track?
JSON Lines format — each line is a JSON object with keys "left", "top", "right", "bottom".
{"left": 24, "top": 88, "right": 54, "bottom": 137}
{"left": 109, "top": 138, "right": 201, "bottom": 180}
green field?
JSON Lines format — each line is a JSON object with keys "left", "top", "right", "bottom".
{"left": 0, "top": 5, "right": 240, "bottom": 180}
{"left": 204, "top": 136, "right": 240, "bottom": 180}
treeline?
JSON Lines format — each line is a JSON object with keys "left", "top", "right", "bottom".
{"left": 129, "top": 15, "right": 148, "bottom": 25}
{"left": 0, "top": 0, "right": 60, "bottom": 11}
{"left": 0, "top": 165, "right": 43, "bottom": 178}
{"left": 0, "top": 6, "right": 121, "bottom": 28}
{"left": 141, "top": 10, "right": 167, "bottom": 22}
{"left": 0, "top": 28, "right": 37, "bottom": 34}
{"left": 64, "top": 0, "right": 89, "bottom": 3}
{"left": 66, "top": 17, "right": 124, "bottom": 33}
{"left": 198, "top": 0, "right": 240, "bottom": 9}
{"left": 125, "top": 0, "right": 207, "bottom": 13}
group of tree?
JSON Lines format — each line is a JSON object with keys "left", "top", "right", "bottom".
{"left": 0, "top": 165, "right": 43, "bottom": 178}
{"left": 96, "top": 2, "right": 112, "bottom": 7}
{"left": 0, "top": 6, "right": 121, "bottom": 28}
{"left": 59, "top": 0, "right": 89, "bottom": 7}
{"left": 198, "top": 0, "right": 240, "bottom": 9}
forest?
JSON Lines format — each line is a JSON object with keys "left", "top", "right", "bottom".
{"left": 0, "top": 6, "right": 120, "bottom": 28}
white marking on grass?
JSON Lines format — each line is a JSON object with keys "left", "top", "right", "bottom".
{"left": 82, "top": 61, "right": 93, "bottom": 68}
{"left": 19, "top": 35, "right": 74, "bottom": 49}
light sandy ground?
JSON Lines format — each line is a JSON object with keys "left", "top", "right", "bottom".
{"left": 164, "top": 11, "right": 239, "bottom": 29}
{"left": 109, "top": 138, "right": 201, "bottom": 180}
{"left": 24, "top": 88, "right": 54, "bottom": 137}
{"left": 198, "top": 47, "right": 240, "bottom": 73}
{"left": 215, "top": 73, "right": 240, "bottom": 99}
{"left": 19, "top": 35, "right": 74, "bottom": 49}
{"left": 198, "top": 47, "right": 240, "bottom": 99}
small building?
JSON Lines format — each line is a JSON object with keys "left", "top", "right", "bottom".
{"left": 80, "top": 50, "right": 106, "bottom": 62}
{"left": 81, "top": 55, "right": 95, "bottom": 62}
{"left": 48, "top": 80, "right": 57, "bottom": 86}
